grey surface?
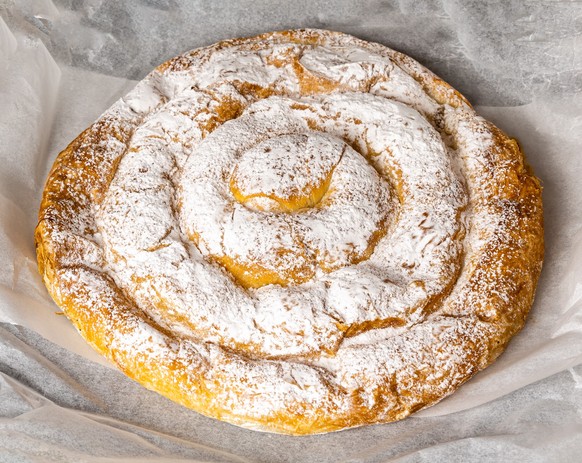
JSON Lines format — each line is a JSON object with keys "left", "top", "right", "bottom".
{"left": 1, "top": 322, "right": 581, "bottom": 463}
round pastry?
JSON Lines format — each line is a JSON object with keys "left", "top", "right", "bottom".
{"left": 35, "top": 29, "right": 544, "bottom": 435}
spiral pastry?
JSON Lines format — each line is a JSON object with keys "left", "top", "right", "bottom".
{"left": 35, "top": 30, "right": 544, "bottom": 434}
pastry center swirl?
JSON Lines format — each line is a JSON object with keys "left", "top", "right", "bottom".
{"left": 230, "top": 133, "right": 343, "bottom": 213}
{"left": 179, "top": 100, "right": 394, "bottom": 288}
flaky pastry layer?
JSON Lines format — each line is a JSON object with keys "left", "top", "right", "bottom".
{"left": 35, "top": 29, "right": 543, "bottom": 435}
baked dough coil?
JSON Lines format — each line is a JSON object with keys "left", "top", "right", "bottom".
{"left": 35, "top": 29, "right": 544, "bottom": 434}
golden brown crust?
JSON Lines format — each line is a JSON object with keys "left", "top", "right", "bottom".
{"left": 35, "top": 29, "right": 543, "bottom": 435}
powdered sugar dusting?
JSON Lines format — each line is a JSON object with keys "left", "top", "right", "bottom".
{"left": 37, "top": 29, "right": 543, "bottom": 433}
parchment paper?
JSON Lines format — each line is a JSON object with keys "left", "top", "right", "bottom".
{"left": 1, "top": 1, "right": 581, "bottom": 461}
